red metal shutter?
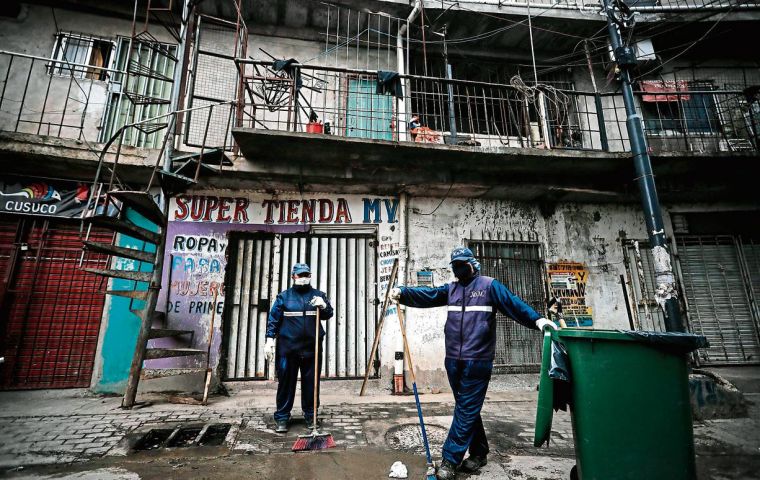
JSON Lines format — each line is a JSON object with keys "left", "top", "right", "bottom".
{"left": 0, "top": 218, "right": 113, "bottom": 389}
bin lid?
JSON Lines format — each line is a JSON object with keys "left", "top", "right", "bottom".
{"left": 534, "top": 330, "right": 555, "bottom": 447}
{"left": 555, "top": 329, "right": 708, "bottom": 354}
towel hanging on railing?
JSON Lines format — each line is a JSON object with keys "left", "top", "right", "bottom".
{"left": 376, "top": 71, "right": 403, "bottom": 99}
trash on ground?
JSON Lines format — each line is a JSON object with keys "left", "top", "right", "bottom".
{"left": 389, "top": 460, "right": 408, "bottom": 478}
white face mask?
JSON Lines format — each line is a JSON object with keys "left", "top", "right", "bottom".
{"left": 294, "top": 277, "right": 311, "bottom": 286}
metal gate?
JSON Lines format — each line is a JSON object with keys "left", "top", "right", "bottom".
{"left": 677, "top": 235, "right": 760, "bottom": 365}
{"left": 185, "top": 15, "right": 240, "bottom": 149}
{"left": 469, "top": 240, "right": 546, "bottom": 373}
{"left": 0, "top": 216, "right": 112, "bottom": 389}
{"left": 223, "top": 232, "right": 378, "bottom": 380}
{"left": 623, "top": 240, "right": 668, "bottom": 332}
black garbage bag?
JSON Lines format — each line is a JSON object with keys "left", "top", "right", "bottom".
{"left": 617, "top": 330, "right": 709, "bottom": 354}
{"left": 549, "top": 340, "right": 572, "bottom": 411}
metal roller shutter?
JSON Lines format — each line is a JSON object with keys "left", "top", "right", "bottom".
{"left": 677, "top": 235, "right": 760, "bottom": 365}
{"left": 0, "top": 217, "right": 112, "bottom": 389}
{"left": 223, "top": 233, "right": 377, "bottom": 380}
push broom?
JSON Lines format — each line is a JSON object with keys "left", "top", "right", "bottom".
{"left": 292, "top": 306, "right": 335, "bottom": 451}
{"left": 396, "top": 302, "right": 437, "bottom": 480}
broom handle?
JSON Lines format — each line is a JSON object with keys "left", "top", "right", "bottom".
{"left": 313, "top": 305, "right": 320, "bottom": 431}
{"left": 396, "top": 303, "right": 433, "bottom": 465}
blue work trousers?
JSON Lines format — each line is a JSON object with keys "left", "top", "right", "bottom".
{"left": 441, "top": 358, "right": 493, "bottom": 465}
{"left": 274, "top": 350, "right": 321, "bottom": 422}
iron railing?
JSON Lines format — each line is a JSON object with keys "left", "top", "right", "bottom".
{"left": 599, "top": 86, "right": 760, "bottom": 153}
{"left": 235, "top": 59, "right": 608, "bottom": 151}
{"left": 0, "top": 51, "right": 120, "bottom": 141}
{"left": 452, "top": 0, "right": 760, "bottom": 11}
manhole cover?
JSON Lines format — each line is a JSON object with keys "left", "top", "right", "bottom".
{"left": 385, "top": 423, "right": 448, "bottom": 455}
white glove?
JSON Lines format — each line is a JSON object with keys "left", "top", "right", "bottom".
{"left": 536, "top": 318, "right": 558, "bottom": 331}
{"left": 389, "top": 287, "right": 402, "bottom": 302}
{"left": 264, "top": 338, "right": 276, "bottom": 362}
{"left": 309, "top": 296, "right": 327, "bottom": 309}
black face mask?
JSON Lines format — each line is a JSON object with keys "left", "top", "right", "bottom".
{"left": 452, "top": 262, "right": 473, "bottom": 281}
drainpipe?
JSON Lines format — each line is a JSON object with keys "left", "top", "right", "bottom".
{"left": 396, "top": 1, "right": 421, "bottom": 142}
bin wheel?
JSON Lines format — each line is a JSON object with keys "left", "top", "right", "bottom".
{"left": 570, "top": 465, "right": 578, "bottom": 480}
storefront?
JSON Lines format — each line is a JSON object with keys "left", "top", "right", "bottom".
{"left": 0, "top": 176, "right": 111, "bottom": 389}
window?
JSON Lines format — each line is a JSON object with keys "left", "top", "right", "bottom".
{"left": 468, "top": 240, "right": 546, "bottom": 372}
{"left": 50, "top": 32, "right": 114, "bottom": 81}
{"left": 640, "top": 80, "right": 719, "bottom": 135}
{"left": 99, "top": 37, "right": 177, "bottom": 147}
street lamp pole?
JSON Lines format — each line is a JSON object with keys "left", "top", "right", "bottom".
{"left": 603, "top": 0, "right": 684, "bottom": 332}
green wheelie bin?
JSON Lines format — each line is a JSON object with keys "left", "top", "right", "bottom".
{"left": 534, "top": 328, "right": 708, "bottom": 480}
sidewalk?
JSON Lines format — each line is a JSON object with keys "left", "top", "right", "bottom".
{"left": 0, "top": 374, "right": 758, "bottom": 479}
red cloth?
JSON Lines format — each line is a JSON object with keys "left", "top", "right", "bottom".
{"left": 640, "top": 80, "right": 690, "bottom": 102}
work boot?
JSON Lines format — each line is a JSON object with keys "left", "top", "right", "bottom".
{"left": 275, "top": 419, "right": 288, "bottom": 433}
{"left": 459, "top": 455, "right": 487, "bottom": 473}
{"left": 436, "top": 460, "right": 457, "bottom": 480}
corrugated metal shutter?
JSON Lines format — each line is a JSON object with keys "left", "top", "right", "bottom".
{"left": 224, "top": 233, "right": 377, "bottom": 380}
{"left": 0, "top": 217, "right": 112, "bottom": 389}
{"left": 677, "top": 236, "right": 760, "bottom": 365}
{"left": 469, "top": 241, "right": 545, "bottom": 373}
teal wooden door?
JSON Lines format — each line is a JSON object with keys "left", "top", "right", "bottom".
{"left": 346, "top": 79, "right": 393, "bottom": 140}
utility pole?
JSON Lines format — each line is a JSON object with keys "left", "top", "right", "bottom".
{"left": 603, "top": 0, "right": 684, "bottom": 332}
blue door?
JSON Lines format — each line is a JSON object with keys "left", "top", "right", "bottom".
{"left": 346, "top": 79, "right": 393, "bottom": 140}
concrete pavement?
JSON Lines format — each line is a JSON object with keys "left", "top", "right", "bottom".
{"left": 0, "top": 373, "right": 758, "bottom": 479}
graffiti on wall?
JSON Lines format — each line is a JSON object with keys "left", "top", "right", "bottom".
{"left": 167, "top": 233, "right": 227, "bottom": 318}
{"left": 547, "top": 261, "right": 593, "bottom": 327}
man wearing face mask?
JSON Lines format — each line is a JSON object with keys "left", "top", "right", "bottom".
{"left": 265, "top": 263, "right": 334, "bottom": 433}
{"left": 390, "top": 247, "right": 557, "bottom": 480}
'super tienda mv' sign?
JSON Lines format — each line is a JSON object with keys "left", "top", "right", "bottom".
{"left": 172, "top": 195, "right": 399, "bottom": 224}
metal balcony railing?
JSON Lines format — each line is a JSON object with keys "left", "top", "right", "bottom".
{"left": 235, "top": 60, "right": 609, "bottom": 152}
{"left": 0, "top": 51, "right": 119, "bottom": 141}
{"left": 435, "top": 0, "right": 760, "bottom": 12}
{"left": 599, "top": 85, "right": 760, "bottom": 153}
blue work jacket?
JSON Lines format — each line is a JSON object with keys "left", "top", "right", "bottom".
{"left": 400, "top": 274, "right": 541, "bottom": 361}
{"left": 266, "top": 286, "right": 334, "bottom": 355}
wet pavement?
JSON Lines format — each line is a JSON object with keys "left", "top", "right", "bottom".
{"left": 0, "top": 373, "right": 758, "bottom": 479}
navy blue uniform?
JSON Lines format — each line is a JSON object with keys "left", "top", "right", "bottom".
{"left": 400, "top": 274, "right": 540, "bottom": 465}
{"left": 267, "top": 285, "right": 334, "bottom": 422}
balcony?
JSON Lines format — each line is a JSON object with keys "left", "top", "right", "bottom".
{"left": 234, "top": 60, "right": 609, "bottom": 152}
{"left": 233, "top": 60, "right": 759, "bottom": 156}
{"left": 0, "top": 50, "right": 234, "bottom": 182}
{"left": 445, "top": 0, "right": 760, "bottom": 11}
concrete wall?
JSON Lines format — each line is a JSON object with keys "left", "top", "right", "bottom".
{"left": 399, "top": 197, "right": 651, "bottom": 388}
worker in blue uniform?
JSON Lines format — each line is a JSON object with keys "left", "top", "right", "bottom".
{"left": 265, "top": 263, "right": 334, "bottom": 433}
{"left": 390, "top": 247, "right": 557, "bottom": 480}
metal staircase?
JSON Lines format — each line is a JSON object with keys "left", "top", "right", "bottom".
{"left": 81, "top": 101, "right": 231, "bottom": 408}
{"left": 77, "top": 0, "right": 241, "bottom": 408}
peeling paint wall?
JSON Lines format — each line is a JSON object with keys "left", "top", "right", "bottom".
{"left": 402, "top": 197, "right": 651, "bottom": 389}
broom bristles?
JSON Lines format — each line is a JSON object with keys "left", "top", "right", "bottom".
{"left": 291, "top": 432, "right": 336, "bottom": 451}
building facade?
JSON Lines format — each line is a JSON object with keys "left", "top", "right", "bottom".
{"left": 0, "top": 0, "right": 759, "bottom": 395}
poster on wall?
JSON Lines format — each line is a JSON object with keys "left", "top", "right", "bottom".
{"left": 547, "top": 261, "right": 593, "bottom": 327}
{"left": 0, "top": 177, "right": 91, "bottom": 218}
